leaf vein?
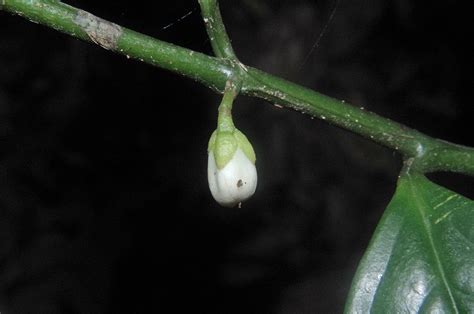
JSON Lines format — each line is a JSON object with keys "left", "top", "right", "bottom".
{"left": 409, "top": 176, "right": 459, "bottom": 313}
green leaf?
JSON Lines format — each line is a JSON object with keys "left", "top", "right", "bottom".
{"left": 345, "top": 173, "right": 474, "bottom": 313}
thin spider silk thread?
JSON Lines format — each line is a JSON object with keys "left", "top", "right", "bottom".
{"left": 161, "top": 7, "right": 197, "bottom": 30}
{"left": 298, "top": 0, "right": 340, "bottom": 70}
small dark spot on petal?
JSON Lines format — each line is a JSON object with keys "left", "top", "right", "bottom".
{"left": 237, "top": 179, "right": 243, "bottom": 187}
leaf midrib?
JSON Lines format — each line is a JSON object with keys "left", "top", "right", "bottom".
{"left": 408, "top": 175, "right": 459, "bottom": 314}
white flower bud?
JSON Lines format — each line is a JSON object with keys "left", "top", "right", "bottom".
{"left": 208, "top": 148, "right": 257, "bottom": 207}
{"left": 207, "top": 129, "right": 257, "bottom": 207}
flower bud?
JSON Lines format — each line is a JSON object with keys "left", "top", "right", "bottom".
{"left": 207, "top": 129, "right": 257, "bottom": 207}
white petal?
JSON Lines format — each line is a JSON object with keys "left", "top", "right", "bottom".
{"left": 208, "top": 148, "right": 257, "bottom": 207}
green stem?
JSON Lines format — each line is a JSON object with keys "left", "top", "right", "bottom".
{"left": 198, "top": 0, "right": 237, "bottom": 59}
{"left": 240, "top": 68, "right": 474, "bottom": 175}
{"left": 2, "top": 0, "right": 474, "bottom": 176}
{"left": 217, "top": 80, "right": 240, "bottom": 132}
{"left": 1, "top": 0, "right": 233, "bottom": 92}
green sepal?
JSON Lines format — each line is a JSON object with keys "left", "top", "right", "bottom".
{"left": 208, "top": 128, "right": 256, "bottom": 169}
{"left": 233, "top": 129, "right": 256, "bottom": 164}
{"left": 208, "top": 130, "right": 217, "bottom": 153}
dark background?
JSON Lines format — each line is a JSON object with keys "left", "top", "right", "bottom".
{"left": 0, "top": 0, "right": 472, "bottom": 313}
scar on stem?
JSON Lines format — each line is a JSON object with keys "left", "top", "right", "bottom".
{"left": 73, "top": 10, "right": 122, "bottom": 50}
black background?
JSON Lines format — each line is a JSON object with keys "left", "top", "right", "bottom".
{"left": 0, "top": 0, "right": 472, "bottom": 313}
